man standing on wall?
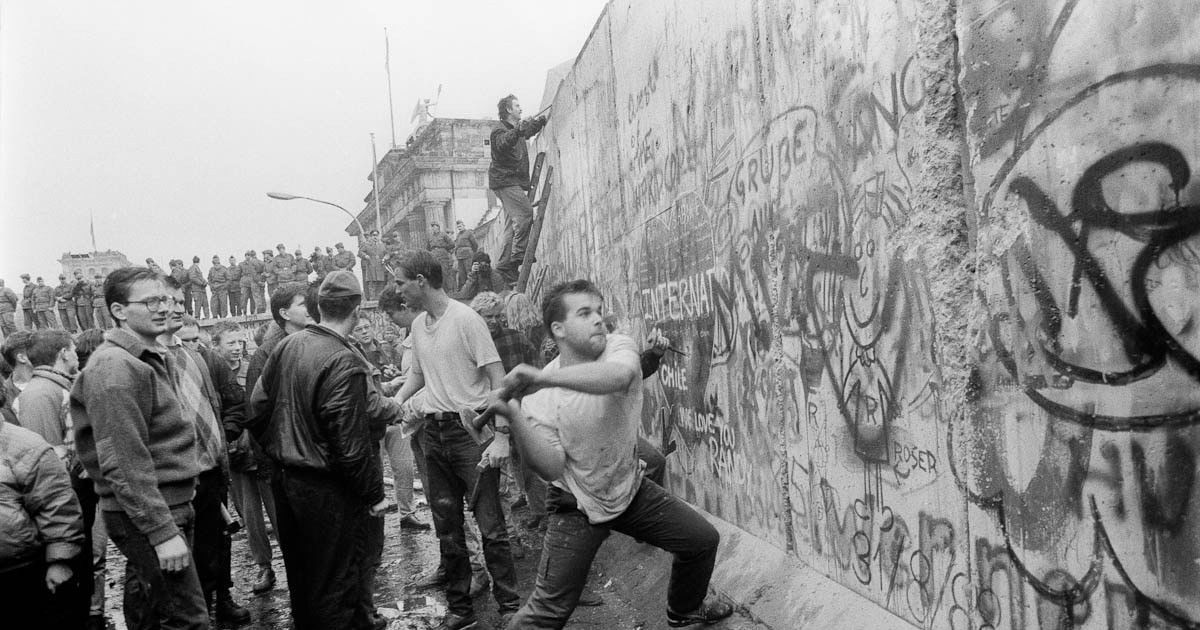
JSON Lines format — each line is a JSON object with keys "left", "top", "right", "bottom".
{"left": 1, "top": 279, "right": 21, "bottom": 338}
{"left": 34, "top": 277, "right": 60, "bottom": 330}
{"left": 71, "top": 270, "right": 94, "bottom": 331}
{"left": 392, "top": 250, "right": 521, "bottom": 630}
{"left": 359, "top": 230, "right": 388, "bottom": 301}
{"left": 494, "top": 280, "right": 732, "bottom": 629}
{"left": 55, "top": 275, "right": 78, "bottom": 333}
{"left": 208, "top": 256, "right": 229, "bottom": 319}
{"left": 239, "top": 251, "right": 262, "bottom": 316}
{"left": 21, "top": 274, "right": 37, "bottom": 330}
{"left": 490, "top": 94, "right": 547, "bottom": 287}
{"left": 426, "top": 223, "right": 457, "bottom": 294}
{"left": 89, "top": 275, "right": 110, "bottom": 330}
{"left": 226, "top": 256, "right": 243, "bottom": 317}
{"left": 188, "top": 257, "right": 210, "bottom": 319}
{"left": 332, "top": 242, "right": 356, "bottom": 274}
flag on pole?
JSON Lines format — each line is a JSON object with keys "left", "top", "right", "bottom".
{"left": 90, "top": 212, "right": 98, "bottom": 252}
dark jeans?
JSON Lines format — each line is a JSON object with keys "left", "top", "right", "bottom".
{"left": 495, "top": 185, "right": 535, "bottom": 284}
{"left": 72, "top": 475, "right": 98, "bottom": 610}
{"left": 272, "top": 466, "right": 373, "bottom": 630}
{"left": 508, "top": 478, "right": 719, "bottom": 629}
{"left": 0, "top": 556, "right": 91, "bottom": 630}
{"left": 192, "top": 468, "right": 232, "bottom": 598}
{"left": 104, "top": 504, "right": 209, "bottom": 630}
{"left": 421, "top": 417, "right": 520, "bottom": 615}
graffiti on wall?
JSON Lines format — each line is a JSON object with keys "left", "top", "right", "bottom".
{"left": 963, "top": 0, "right": 1200, "bottom": 627}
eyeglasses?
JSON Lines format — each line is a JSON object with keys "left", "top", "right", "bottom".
{"left": 124, "top": 296, "right": 177, "bottom": 310}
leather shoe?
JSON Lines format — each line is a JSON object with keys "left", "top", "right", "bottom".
{"left": 578, "top": 589, "right": 604, "bottom": 607}
{"left": 399, "top": 515, "right": 431, "bottom": 530}
{"left": 216, "top": 590, "right": 251, "bottom": 625}
{"left": 668, "top": 599, "right": 734, "bottom": 627}
{"left": 434, "top": 611, "right": 478, "bottom": 630}
{"left": 251, "top": 566, "right": 276, "bottom": 594}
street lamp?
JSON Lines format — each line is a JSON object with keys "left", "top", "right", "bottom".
{"left": 266, "top": 192, "right": 367, "bottom": 236}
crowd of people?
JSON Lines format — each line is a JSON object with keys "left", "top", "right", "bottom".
{"left": 1, "top": 254, "right": 733, "bottom": 630}
{"left": 0, "top": 95, "right": 734, "bottom": 630}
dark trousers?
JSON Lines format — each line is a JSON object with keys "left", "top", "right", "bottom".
{"left": 508, "top": 479, "right": 719, "bottom": 629}
{"left": 75, "top": 304, "right": 94, "bottom": 330}
{"left": 228, "top": 291, "right": 242, "bottom": 316}
{"left": 0, "top": 555, "right": 91, "bottom": 630}
{"left": 22, "top": 307, "right": 35, "bottom": 330}
{"left": 72, "top": 475, "right": 98, "bottom": 612}
{"left": 104, "top": 504, "right": 209, "bottom": 630}
{"left": 58, "top": 307, "right": 77, "bottom": 332}
{"left": 495, "top": 186, "right": 535, "bottom": 284}
{"left": 421, "top": 418, "right": 520, "bottom": 616}
{"left": 272, "top": 466, "right": 373, "bottom": 630}
{"left": 192, "top": 468, "right": 232, "bottom": 599}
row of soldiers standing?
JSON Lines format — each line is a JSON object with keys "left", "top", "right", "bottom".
{"left": 155, "top": 243, "right": 358, "bottom": 319}
{"left": 1, "top": 271, "right": 112, "bottom": 337}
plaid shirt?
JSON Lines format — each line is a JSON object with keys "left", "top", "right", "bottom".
{"left": 491, "top": 327, "right": 540, "bottom": 372}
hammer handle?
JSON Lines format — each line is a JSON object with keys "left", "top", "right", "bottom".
{"left": 469, "top": 383, "right": 529, "bottom": 431}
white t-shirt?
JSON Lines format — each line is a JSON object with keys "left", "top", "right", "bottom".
{"left": 409, "top": 300, "right": 501, "bottom": 413}
{"left": 521, "top": 333, "right": 644, "bottom": 524}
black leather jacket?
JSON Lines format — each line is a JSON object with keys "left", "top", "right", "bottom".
{"left": 248, "top": 324, "right": 389, "bottom": 505}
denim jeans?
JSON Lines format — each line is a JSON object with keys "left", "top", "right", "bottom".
{"left": 421, "top": 417, "right": 520, "bottom": 615}
{"left": 495, "top": 186, "right": 535, "bottom": 284}
{"left": 229, "top": 470, "right": 276, "bottom": 568}
{"left": 508, "top": 478, "right": 720, "bottom": 629}
{"left": 104, "top": 504, "right": 209, "bottom": 630}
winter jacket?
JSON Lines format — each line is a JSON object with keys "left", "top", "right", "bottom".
{"left": 54, "top": 282, "right": 74, "bottom": 308}
{"left": 33, "top": 285, "right": 55, "bottom": 311}
{"left": 331, "top": 251, "right": 355, "bottom": 271}
{"left": 71, "top": 279, "right": 93, "bottom": 307}
{"left": 457, "top": 267, "right": 508, "bottom": 300}
{"left": 226, "top": 263, "right": 242, "bottom": 289}
{"left": 188, "top": 265, "right": 207, "bottom": 289}
{"left": 488, "top": 117, "right": 546, "bottom": 191}
{"left": 292, "top": 257, "right": 312, "bottom": 282}
{"left": 238, "top": 259, "right": 261, "bottom": 286}
{"left": 0, "top": 287, "right": 18, "bottom": 314}
{"left": 70, "top": 328, "right": 200, "bottom": 545}
{"left": 248, "top": 325, "right": 393, "bottom": 505}
{"left": 0, "top": 420, "right": 83, "bottom": 571}
{"left": 89, "top": 281, "right": 106, "bottom": 308}
{"left": 208, "top": 264, "right": 229, "bottom": 292}
{"left": 21, "top": 284, "right": 35, "bottom": 309}
{"left": 454, "top": 229, "right": 479, "bottom": 260}
{"left": 15, "top": 367, "right": 81, "bottom": 477}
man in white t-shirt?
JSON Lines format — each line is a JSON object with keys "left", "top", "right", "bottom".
{"left": 491, "top": 279, "right": 732, "bottom": 629}
{"left": 392, "top": 250, "right": 520, "bottom": 630}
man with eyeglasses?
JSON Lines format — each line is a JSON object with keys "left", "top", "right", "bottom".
{"left": 69, "top": 267, "right": 208, "bottom": 628}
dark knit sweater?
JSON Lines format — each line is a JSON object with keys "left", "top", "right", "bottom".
{"left": 70, "top": 328, "right": 200, "bottom": 545}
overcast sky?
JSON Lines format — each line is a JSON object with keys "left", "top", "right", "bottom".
{"left": 0, "top": 0, "right": 607, "bottom": 282}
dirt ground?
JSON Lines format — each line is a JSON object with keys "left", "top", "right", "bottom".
{"left": 96, "top": 470, "right": 651, "bottom": 629}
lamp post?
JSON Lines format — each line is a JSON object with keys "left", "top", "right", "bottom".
{"left": 265, "top": 192, "right": 367, "bottom": 237}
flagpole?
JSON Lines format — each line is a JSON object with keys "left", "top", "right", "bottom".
{"left": 385, "top": 28, "right": 397, "bottom": 148}
{"left": 371, "top": 133, "right": 383, "bottom": 234}
{"left": 90, "top": 212, "right": 98, "bottom": 253}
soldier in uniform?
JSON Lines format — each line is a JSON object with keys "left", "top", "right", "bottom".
{"left": 188, "top": 256, "right": 210, "bottom": 319}
{"left": 427, "top": 223, "right": 457, "bottom": 293}
{"left": 239, "top": 251, "right": 263, "bottom": 315}
{"left": 310, "top": 246, "right": 330, "bottom": 283}
{"left": 292, "top": 249, "right": 312, "bottom": 283}
{"left": 331, "top": 242, "right": 356, "bottom": 273}
{"left": 71, "top": 270, "right": 94, "bottom": 330}
{"left": 90, "top": 274, "right": 110, "bottom": 329}
{"left": 32, "top": 277, "right": 59, "bottom": 329}
{"left": 208, "top": 255, "right": 230, "bottom": 318}
{"left": 54, "top": 274, "right": 78, "bottom": 332}
{"left": 226, "top": 256, "right": 243, "bottom": 316}
{"left": 262, "top": 250, "right": 279, "bottom": 298}
{"left": 20, "top": 273, "right": 37, "bottom": 330}
{"left": 0, "top": 279, "right": 19, "bottom": 337}
{"left": 357, "top": 230, "right": 388, "bottom": 300}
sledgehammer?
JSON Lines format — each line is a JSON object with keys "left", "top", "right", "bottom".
{"left": 460, "top": 383, "right": 528, "bottom": 511}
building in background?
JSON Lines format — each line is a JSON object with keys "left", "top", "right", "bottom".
{"left": 59, "top": 249, "right": 132, "bottom": 278}
{"left": 347, "top": 118, "right": 500, "bottom": 247}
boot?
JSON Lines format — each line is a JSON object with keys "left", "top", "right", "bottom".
{"left": 216, "top": 589, "right": 251, "bottom": 625}
{"left": 251, "top": 566, "right": 276, "bottom": 594}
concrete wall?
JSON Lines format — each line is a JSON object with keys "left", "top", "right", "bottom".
{"left": 514, "top": 0, "right": 1200, "bottom": 628}
{"left": 959, "top": 1, "right": 1200, "bottom": 628}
